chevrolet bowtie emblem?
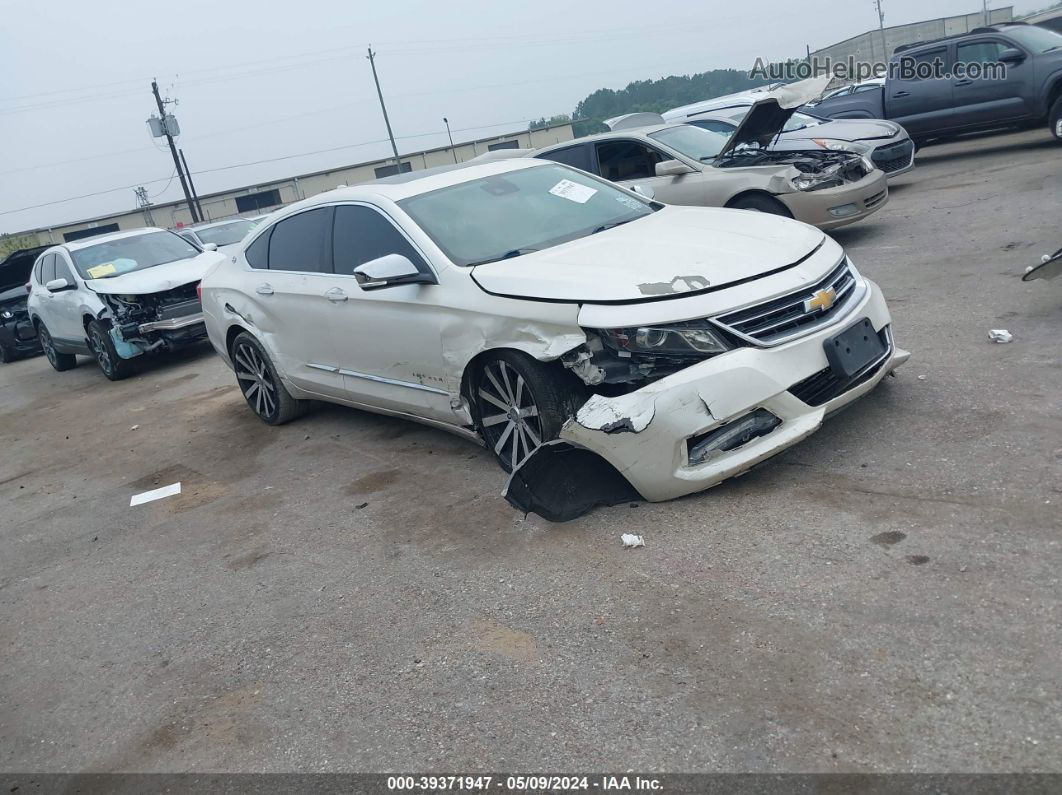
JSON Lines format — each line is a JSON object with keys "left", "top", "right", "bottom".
{"left": 804, "top": 287, "right": 837, "bottom": 314}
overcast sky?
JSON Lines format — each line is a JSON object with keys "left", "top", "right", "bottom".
{"left": 0, "top": 0, "right": 1044, "bottom": 234}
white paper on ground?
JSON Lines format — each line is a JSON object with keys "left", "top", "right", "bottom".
{"left": 988, "top": 329, "right": 1013, "bottom": 344}
{"left": 130, "top": 482, "right": 182, "bottom": 507}
{"left": 549, "top": 179, "right": 597, "bottom": 204}
{"left": 621, "top": 533, "right": 645, "bottom": 549}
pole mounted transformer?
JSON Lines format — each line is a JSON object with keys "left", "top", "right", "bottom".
{"left": 147, "top": 80, "right": 200, "bottom": 223}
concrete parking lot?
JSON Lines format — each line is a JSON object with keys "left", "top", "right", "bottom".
{"left": 1, "top": 128, "right": 1060, "bottom": 773}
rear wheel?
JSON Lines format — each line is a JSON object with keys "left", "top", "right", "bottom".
{"left": 471, "top": 351, "right": 584, "bottom": 473}
{"left": 1049, "top": 96, "right": 1062, "bottom": 142}
{"left": 726, "top": 193, "right": 793, "bottom": 218}
{"left": 231, "top": 332, "right": 306, "bottom": 425}
{"left": 38, "top": 323, "right": 76, "bottom": 372}
{"left": 87, "top": 320, "right": 134, "bottom": 381}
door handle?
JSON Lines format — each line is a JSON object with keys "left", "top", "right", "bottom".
{"left": 953, "top": 79, "right": 972, "bottom": 86}
{"left": 325, "top": 287, "right": 348, "bottom": 303}
{"left": 255, "top": 284, "right": 274, "bottom": 295}
{"left": 892, "top": 91, "right": 910, "bottom": 98}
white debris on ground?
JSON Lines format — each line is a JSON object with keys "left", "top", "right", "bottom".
{"left": 129, "top": 425, "right": 140, "bottom": 431}
{"left": 989, "top": 329, "right": 1013, "bottom": 344}
{"left": 129, "top": 482, "right": 181, "bottom": 507}
{"left": 621, "top": 533, "right": 645, "bottom": 549}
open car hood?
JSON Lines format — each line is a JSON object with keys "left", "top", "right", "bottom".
{"left": 86, "top": 251, "right": 225, "bottom": 295}
{"left": 470, "top": 206, "right": 825, "bottom": 303}
{"left": 718, "top": 75, "right": 832, "bottom": 158}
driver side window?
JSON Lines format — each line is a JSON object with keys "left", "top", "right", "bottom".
{"left": 39, "top": 255, "right": 56, "bottom": 285}
{"left": 54, "top": 256, "right": 76, "bottom": 284}
{"left": 595, "top": 140, "right": 665, "bottom": 182}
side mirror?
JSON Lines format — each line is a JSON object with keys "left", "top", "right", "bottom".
{"left": 629, "top": 184, "right": 656, "bottom": 201}
{"left": 353, "top": 254, "right": 437, "bottom": 291}
{"left": 998, "top": 48, "right": 1025, "bottom": 65}
{"left": 655, "top": 159, "right": 694, "bottom": 177}
{"left": 202, "top": 243, "right": 219, "bottom": 251}
{"left": 45, "top": 278, "right": 74, "bottom": 292}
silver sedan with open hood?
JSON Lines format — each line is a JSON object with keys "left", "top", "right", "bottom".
{"left": 534, "top": 79, "right": 888, "bottom": 230}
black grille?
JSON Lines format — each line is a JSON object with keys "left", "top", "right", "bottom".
{"left": 789, "top": 328, "right": 892, "bottom": 407}
{"left": 712, "top": 259, "right": 859, "bottom": 345}
{"left": 871, "top": 140, "right": 915, "bottom": 174}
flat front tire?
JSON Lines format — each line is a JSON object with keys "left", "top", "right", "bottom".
{"left": 87, "top": 320, "right": 134, "bottom": 381}
{"left": 471, "top": 350, "right": 585, "bottom": 473}
{"left": 38, "top": 323, "right": 76, "bottom": 372}
{"left": 231, "top": 332, "right": 306, "bottom": 425}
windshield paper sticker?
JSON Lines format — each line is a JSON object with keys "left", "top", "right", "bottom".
{"left": 549, "top": 179, "right": 597, "bottom": 204}
{"left": 615, "top": 195, "right": 643, "bottom": 210}
{"left": 86, "top": 263, "right": 117, "bottom": 279}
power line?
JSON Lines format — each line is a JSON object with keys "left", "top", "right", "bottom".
{"left": 0, "top": 117, "right": 538, "bottom": 218}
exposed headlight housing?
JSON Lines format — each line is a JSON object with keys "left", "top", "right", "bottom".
{"left": 599, "top": 322, "right": 730, "bottom": 358}
{"left": 0, "top": 310, "right": 13, "bottom": 320}
{"left": 812, "top": 138, "right": 871, "bottom": 155}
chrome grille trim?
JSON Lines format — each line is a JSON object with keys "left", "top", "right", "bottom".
{"left": 710, "top": 257, "right": 865, "bottom": 347}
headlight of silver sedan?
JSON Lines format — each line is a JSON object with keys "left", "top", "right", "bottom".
{"left": 600, "top": 322, "right": 730, "bottom": 358}
{"left": 812, "top": 138, "right": 872, "bottom": 155}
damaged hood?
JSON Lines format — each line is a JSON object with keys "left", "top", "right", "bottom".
{"left": 719, "top": 75, "right": 832, "bottom": 157}
{"left": 86, "top": 251, "right": 225, "bottom": 295}
{"left": 470, "top": 206, "right": 825, "bottom": 303}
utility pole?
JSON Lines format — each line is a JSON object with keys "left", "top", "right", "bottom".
{"left": 151, "top": 79, "right": 200, "bottom": 223}
{"left": 179, "top": 149, "right": 205, "bottom": 221}
{"left": 366, "top": 47, "right": 402, "bottom": 172}
{"left": 443, "top": 117, "right": 458, "bottom": 163}
{"left": 134, "top": 187, "right": 155, "bottom": 226}
{"left": 983, "top": 0, "right": 990, "bottom": 26}
{"left": 874, "top": 0, "right": 888, "bottom": 63}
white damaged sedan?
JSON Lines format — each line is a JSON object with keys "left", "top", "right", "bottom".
{"left": 200, "top": 159, "right": 909, "bottom": 519}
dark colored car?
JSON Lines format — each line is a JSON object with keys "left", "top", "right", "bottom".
{"left": 0, "top": 245, "right": 47, "bottom": 363}
{"left": 811, "top": 23, "right": 1062, "bottom": 144}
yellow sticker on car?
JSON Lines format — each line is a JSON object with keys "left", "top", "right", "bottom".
{"left": 86, "top": 263, "right": 117, "bottom": 278}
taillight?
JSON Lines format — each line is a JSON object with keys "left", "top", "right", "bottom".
{"left": 196, "top": 282, "right": 202, "bottom": 301}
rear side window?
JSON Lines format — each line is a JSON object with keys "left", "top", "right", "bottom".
{"left": 33, "top": 255, "right": 46, "bottom": 284}
{"left": 332, "top": 205, "right": 427, "bottom": 276}
{"left": 245, "top": 228, "right": 271, "bottom": 269}
{"left": 537, "top": 144, "right": 592, "bottom": 173}
{"left": 265, "top": 208, "right": 332, "bottom": 272}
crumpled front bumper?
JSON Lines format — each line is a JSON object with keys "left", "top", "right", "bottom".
{"left": 557, "top": 278, "right": 908, "bottom": 503}
{"left": 779, "top": 169, "right": 889, "bottom": 231}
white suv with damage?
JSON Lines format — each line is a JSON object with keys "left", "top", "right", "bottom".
{"left": 200, "top": 159, "right": 909, "bottom": 519}
{"left": 28, "top": 228, "right": 224, "bottom": 380}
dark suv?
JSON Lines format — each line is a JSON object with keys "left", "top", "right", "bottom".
{"left": 811, "top": 23, "right": 1062, "bottom": 143}
{"left": 0, "top": 245, "right": 47, "bottom": 363}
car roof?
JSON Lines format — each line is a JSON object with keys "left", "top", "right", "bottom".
{"left": 187, "top": 217, "right": 257, "bottom": 231}
{"left": 50, "top": 227, "right": 171, "bottom": 254}
{"left": 538, "top": 124, "right": 679, "bottom": 148}
{"left": 263, "top": 158, "right": 554, "bottom": 214}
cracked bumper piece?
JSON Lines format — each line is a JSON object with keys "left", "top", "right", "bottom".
{"left": 779, "top": 170, "right": 889, "bottom": 231}
{"left": 558, "top": 278, "right": 908, "bottom": 504}
{"left": 137, "top": 312, "right": 206, "bottom": 334}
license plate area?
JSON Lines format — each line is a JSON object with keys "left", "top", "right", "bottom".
{"left": 824, "top": 317, "right": 885, "bottom": 377}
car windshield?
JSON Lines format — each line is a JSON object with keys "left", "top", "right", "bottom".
{"left": 1004, "top": 25, "right": 1062, "bottom": 53}
{"left": 70, "top": 231, "right": 201, "bottom": 280}
{"left": 193, "top": 219, "right": 258, "bottom": 246}
{"left": 397, "top": 163, "right": 655, "bottom": 267}
{"left": 648, "top": 125, "right": 731, "bottom": 161}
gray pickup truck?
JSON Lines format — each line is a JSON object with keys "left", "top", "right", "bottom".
{"left": 810, "top": 23, "right": 1062, "bottom": 144}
